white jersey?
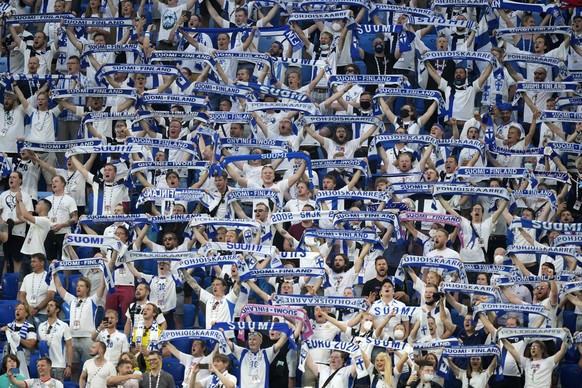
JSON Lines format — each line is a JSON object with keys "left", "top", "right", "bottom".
{"left": 37, "top": 319, "right": 72, "bottom": 368}
{"left": 232, "top": 344, "right": 277, "bottom": 388}
{"left": 82, "top": 359, "right": 117, "bottom": 388}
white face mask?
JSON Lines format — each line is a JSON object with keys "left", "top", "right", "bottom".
{"left": 429, "top": 229, "right": 437, "bottom": 238}
{"left": 394, "top": 329, "right": 405, "bottom": 340}
{"left": 423, "top": 373, "right": 434, "bottom": 382}
{"left": 362, "top": 321, "right": 373, "bottom": 331}
{"left": 332, "top": 22, "right": 341, "bottom": 32}
{"left": 494, "top": 255, "right": 505, "bottom": 265}
{"left": 320, "top": 43, "right": 330, "bottom": 50}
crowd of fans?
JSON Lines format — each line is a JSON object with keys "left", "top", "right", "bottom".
{"left": 1, "top": 0, "right": 582, "bottom": 387}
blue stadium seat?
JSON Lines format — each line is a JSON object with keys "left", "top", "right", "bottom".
{"left": 2, "top": 273, "right": 20, "bottom": 300}
{"left": 67, "top": 274, "right": 83, "bottom": 295}
{"left": 561, "top": 364, "right": 582, "bottom": 388}
{"left": 61, "top": 302, "right": 70, "bottom": 324}
{"left": 172, "top": 338, "right": 193, "bottom": 354}
{"left": 450, "top": 309, "right": 464, "bottom": 328}
{"left": 64, "top": 383, "right": 80, "bottom": 388}
{"left": 183, "top": 304, "right": 196, "bottom": 329}
{"left": 198, "top": 309, "right": 206, "bottom": 329}
{"left": 564, "top": 310, "right": 577, "bottom": 333}
{"left": 162, "top": 357, "right": 185, "bottom": 386}
{"left": 421, "top": 34, "right": 438, "bottom": 51}
{"left": 0, "top": 300, "right": 19, "bottom": 327}
{"left": 202, "top": 277, "right": 213, "bottom": 289}
{"left": 258, "top": 34, "right": 277, "bottom": 53}
{"left": 28, "top": 352, "right": 40, "bottom": 378}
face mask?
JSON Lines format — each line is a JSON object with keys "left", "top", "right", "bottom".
{"left": 454, "top": 79, "right": 466, "bottom": 86}
{"left": 400, "top": 108, "right": 410, "bottom": 118}
{"left": 362, "top": 321, "right": 373, "bottom": 331}
{"left": 360, "top": 101, "right": 371, "bottom": 110}
{"left": 525, "top": 162, "right": 533, "bottom": 170}
{"left": 374, "top": 43, "right": 384, "bottom": 53}
{"left": 332, "top": 22, "right": 341, "bottom": 32}
{"left": 423, "top": 374, "right": 434, "bottom": 382}
{"left": 320, "top": 43, "right": 330, "bottom": 50}
{"left": 494, "top": 255, "right": 505, "bottom": 265}
{"left": 394, "top": 329, "right": 405, "bottom": 340}
{"left": 429, "top": 229, "right": 437, "bottom": 238}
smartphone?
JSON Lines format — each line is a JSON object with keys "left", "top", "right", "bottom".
{"left": 9, "top": 368, "right": 19, "bottom": 375}
{"left": 198, "top": 364, "right": 210, "bottom": 369}
{"left": 102, "top": 318, "right": 109, "bottom": 324}
{"left": 182, "top": 10, "right": 191, "bottom": 26}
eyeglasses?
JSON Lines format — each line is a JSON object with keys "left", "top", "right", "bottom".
{"left": 163, "top": 237, "right": 175, "bottom": 241}
{"left": 46, "top": 325, "right": 53, "bottom": 335}
{"left": 345, "top": 68, "right": 355, "bottom": 73}
{"left": 211, "top": 301, "right": 220, "bottom": 311}
{"left": 254, "top": 209, "right": 265, "bottom": 213}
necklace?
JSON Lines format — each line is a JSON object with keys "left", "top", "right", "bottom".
{"left": 49, "top": 195, "right": 65, "bottom": 223}
{"left": 34, "top": 110, "right": 51, "bottom": 132}
{"left": 149, "top": 370, "right": 161, "bottom": 388}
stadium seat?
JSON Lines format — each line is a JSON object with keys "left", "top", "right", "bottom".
{"left": 28, "top": 352, "right": 40, "bottom": 378}
{"left": 198, "top": 308, "right": 206, "bottom": 329}
{"left": 61, "top": 302, "right": 70, "bottom": 324}
{"left": 162, "top": 357, "right": 185, "bottom": 386}
{"left": 64, "top": 383, "right": 79, "bottom": 388}
{"left": 183, "top": 304, "right": 196, "bottom": 329}
{"left": 67, "top": 274, "right": 83, "bottom": 295}
{"left": 563, "top": 309, "right": 577, "bottom": 333}
{"left": 561, "top": 364, "right": 582, "bottom": 388}
{"left": 2, "top": 273, "right": 19, "bottom": 300}
{"left": 202, "top": 277, "right": 213, "bottom": 289}
{"left": 0, "top": 300, "right": 19, "bottom": 327}
{"left": 258, "top": 34, "right": 277, "bottom": 53}
{"left": 172, "top": 338, "right": 193, "bottom": 354}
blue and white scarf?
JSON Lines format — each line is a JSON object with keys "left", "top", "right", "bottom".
{"left": 158, "top": 329, "right": 231, "bottom": 354}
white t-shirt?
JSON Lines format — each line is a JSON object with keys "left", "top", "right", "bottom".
{"left": 322, "top": 137, "right": 361, "bottom": 159}
{"left": 157, "top": 3, "right": 188, "bottom": 42}
{"left": 22, "top": 216, "right": 51, "bottom": 256}
{"left": 25, "top": 106, "right": 61, "bottom": 142}
{"left": 96, "top": 330, "right": 130, "bottom": 366}
{"left": 0, "top": 105, "right": 26, "bottom": 153}
{"left": 46, "top": 194, "right": 77, "bottom": 235}
{"left": 318, "top": 365, "right": 352, "bottom": 388}
{"left": 198, "top": 371, "right": 237, "bottom": 388}
{"left": 23, "top": 378, "right": 64, "bottom": 388}
{"left": 232, "top": 344, "right": 277, "bottom": 388}
{"left": 0, "top": 189, "right": 33, "bottom": 237}
{"left": 456, "top": 368, "right": 492, "bottom": 388}
{"left": 309, "top": 321, "right": 340, "bottom": 363}
{"left": 83, "top": 359, "right": 117, "bottom": 388}
{"left": 459, "top": 217, "right": 493, "bottom": 263}
{"left": 324, "top": 267, "right": 356, "bottom": 297}
{"left": 37, "top": 319, "right": 72, "bottom": 368}
{"left": 369, "top": 299, "right": 409, "bottom": 339}
{"left": 178, "top": 351, "right": 213, "bottom": 386}
{"left": 521, "top": 356, "right": 555, "bottom": 388}
{"left": 19, "top": 271, "right": 55, "bottom": 314}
